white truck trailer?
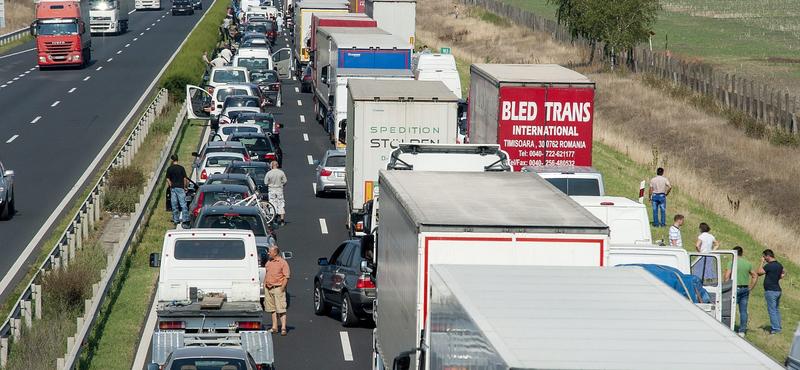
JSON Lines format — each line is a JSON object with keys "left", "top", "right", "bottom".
{"left": 394, "top": 264, "right": 782, "bottom": 370}
{"left": 372, "top": 170, "right": 610, "bottom": 370}
{"left": 89, "top": 0, "right": 129, "bottom": 34}
{"left": 345, "top": 79, "right": 458, "bottom": 224}
{"left": 364, "top": 0, "right": 415, "bottom": 46}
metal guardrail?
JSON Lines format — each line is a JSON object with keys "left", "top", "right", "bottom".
{"left": 0, "top": 27, "right": 29, "bottom": 47}
{"left": 0, "top": 88, "right": 174, "bottom": 369}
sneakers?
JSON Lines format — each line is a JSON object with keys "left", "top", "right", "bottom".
{"left": 737, "top": 332, "right": 745, "bottom": 338}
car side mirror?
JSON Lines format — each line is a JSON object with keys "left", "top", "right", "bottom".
{"left": 313, "top": 159, "right": 320, "bottom": 166}
{"left": 282, "top": 251, "right": 293, "bottom": 259}
{"left": 317, "top": 257, "right": 328, "bottom": 266}
{"left": 149, "top": 253, "right": 161, "bottom": 268}
{"left": 360, "top": 260, "right": 373, "bottom": 273}
{"left": 278, "top": 123, "right": 284, "bottom": 128}
{"left": 3, "top": 170, "right": 14, "bottom": 178}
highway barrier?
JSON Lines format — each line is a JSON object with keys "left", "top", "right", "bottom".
{"left": 0, "top": 27, "right": 28, "bottom": 47}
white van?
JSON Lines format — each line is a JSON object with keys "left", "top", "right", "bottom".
{"left": 607, "top": 244, "right": 691, "bottom": 273}
{"left": 413, "top": 53, "right": 462, "bottom": 99}
{"left": 234, "top": 48, "right": 274, "bottom": 72}
{"left": 523, "top": 165, "right": 605, "bottom": 196}
{"left": 571, "top": 196, "right": 651, "bottom": 244}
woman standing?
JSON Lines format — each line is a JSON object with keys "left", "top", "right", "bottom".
{"left": 694, "top": 222, "right": 720, "bottom": 279}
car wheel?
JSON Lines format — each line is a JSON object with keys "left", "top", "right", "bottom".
{"left": 313, "top": 282, "right": 329, "bottom": 315}
{"left": 341, "top": 292, "right": 358, "bottom": 327}
{"left": 8, "top": 193, "right": 14, "bottom": 216}
{"left": 0, "top": 199, "right": 9, "bottom": 220}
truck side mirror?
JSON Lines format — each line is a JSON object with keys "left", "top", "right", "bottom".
{"left": 79, "top": 21, "right": 86, "bottom": 35}
{"left": 29, "top": 22, "right": 37, "bottom": 36}
{"left": 149, "top": 253, "right": 160, "bottom": 268}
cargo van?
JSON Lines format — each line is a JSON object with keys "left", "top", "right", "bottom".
{"left": 571, "top": 196, "right": 650, "bottom": 244}
{"left": 413, "top": 53, "right": 461, "bottom": 99}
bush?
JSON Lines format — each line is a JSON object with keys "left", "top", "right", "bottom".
{"left": 107, "top": 167, "right": 145, "bottom": 190}
{"left": 105, "top": 167, "right": 145, "bottom": 213}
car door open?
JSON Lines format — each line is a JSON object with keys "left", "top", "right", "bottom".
{"left": 690, "top": 251, "right": 737, "bottom": 330}
{"left": 186, "top": 85, "right": 213, "bottom": 120}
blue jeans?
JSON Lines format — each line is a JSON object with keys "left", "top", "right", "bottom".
{"left": 651, "top": 193, "right": 666, "bottom": 226}
{"left": 736, "top": 287, "right": 750, "bottom": 333}
{"left": 170, "top": 188, "right": 189, "bottom": 224}
{"left": 765, "top": 290, "right": 782, "bottom": 333}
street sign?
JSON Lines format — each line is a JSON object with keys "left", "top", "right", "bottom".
{"left": 440, "top": 47, "right": 451, "bottom": 55}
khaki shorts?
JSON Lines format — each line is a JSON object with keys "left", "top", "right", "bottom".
{"left": 265, "top": 286, "right": 287, "bottom": 313}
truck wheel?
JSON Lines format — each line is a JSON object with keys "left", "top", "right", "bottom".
{"left": 340, "top": 293, "right": 358, "bottom": 327}
{"left": 313, "top": 282, "right": 330, "bottom": 315}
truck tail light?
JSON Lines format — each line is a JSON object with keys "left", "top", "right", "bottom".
{"left": 319, "top": 168, "right": 331, "bottom": 177}
{"left": 159, "top": 321, "right": 185, "bottom": 330}
{"left": 237, "top": 321, "right": 262, "bottom": 330}
{"left": 355, "top": 221, "right": 364, "bottom": 232}
{"left": 193, "top": 192, "right": 205, "bottom": 217}
{"left": 263, "top": 153, "right": 276, "bottom": 161}
{"left": 200, "top": 169, "right": 208, "bottom": 180}
{"left": 356, "top": 275, "right": 375, "bottom": 289}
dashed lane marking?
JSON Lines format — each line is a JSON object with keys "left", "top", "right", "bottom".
{"left": 30, "top": 116, "right": 41, "bottom": 124}
{"left": 319, "top": 218, "right": 329, "bottom": 234}
{"left": 96, "top": 66, "right": 103, "bottom": 71}
{"left": 83, "top": 76, "right": 91, "bottom": 81}
{"left": 307, "top": 155, "right": 313, "bottom": 165}
{"left": 51, "top": 101, "right": 60, "bottom": 107}
{"left": 340, "top": 332, "right": 353, "bottom": 361}
{"left": 68, "top": 87, "right": 76, "bottom": 93}
{"left": 6, "top": 135, "right": 18, "bottom": 144}
{"left": 299, "top": 115, "right": 305, "bottom": 123}
{"left": 297, "top": 99, "right": 302, "bottom": 106}
{"left": 303, "top": 133, "right": 309, "bottom": 141}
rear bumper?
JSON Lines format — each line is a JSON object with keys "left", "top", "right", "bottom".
{"left": 171, "top": 7, "right": 194, "bottom": 14}
{"left": 317, "top": 176, "right": 345, "bottom": 192}
{"left": 350, "top": 290, "right": 376, "bottom": 317}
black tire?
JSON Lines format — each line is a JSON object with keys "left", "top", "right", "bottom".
{"left": 172, "top": 10, "right": 176, "bottom": 15}
{"left": 313, "top": 282, "right": 329, "bottom": 315}
{"left": 8, "top": 194, "right": 15, "bottom": 216}
{"left": 0, "top": 199, "right": 9, "bottom": 221}
{"left": 340, "top": 292, "right": 358, "bottom": 327}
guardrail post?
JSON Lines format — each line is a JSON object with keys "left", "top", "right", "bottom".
{"left": 76, "top": 316, "right": 84, "bottom": 332}
{"left": 69, "top": 234, "right": 76, "bottom": 260}
{"left": 68, "top": 229, "right": 76, "bottom": 253}
{"left": 81, "top": 209, "right": 89, "bottom": 241}
{"left": 93, "top": 193, "right": 101, "bottom": 224}
{"left": 11, "top": 318, "right": 21, "bottom": 342}
{"left": 54, "top": 256, "right": 61, "bottom": 270}
{"left": 60, "top": 241, "right": 70, "bottom": 268}
{"left": 32, "top": 284, "right": 42, "bottom": 320}
{"left": 22, "top": 300, "right": 32, "bottom": 329}
{"left": 1, "top": 337, "right": 8, "bottom": 367}
{"left": 57, "top": 358, "right": 65, "bottom": 370}
{"left": 67, "top": 336, "right": 75, "bottom": 355}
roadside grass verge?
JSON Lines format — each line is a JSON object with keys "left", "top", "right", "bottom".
{"left": 422, "top": 0, "right": 799, "bottom": 360}
{"left": 0, "top": 35, "right": 33, "bottom": 55}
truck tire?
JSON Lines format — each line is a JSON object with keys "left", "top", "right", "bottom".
{"left": 340, "top": 292, "right": 358, "bottom": 327}
{"left": 313, "top": 282, "right": 330, "bottom": 315}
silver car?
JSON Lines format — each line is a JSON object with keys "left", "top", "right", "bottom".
{"left": 314, "top": 149, "right": 346, "bottom": 197}
{"left": 0, "top": 161, "right": 15, "bottom": 220}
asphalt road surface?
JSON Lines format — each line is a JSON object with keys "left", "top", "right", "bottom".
{"left": 0, "top": 2, "right": 212, "bottom": 302}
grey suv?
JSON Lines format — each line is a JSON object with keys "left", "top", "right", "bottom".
{"left": 0, "top": 161, "right": 15, "bottom": 220}
{"left": 313, "top": 236, "right": 376, "bottom": 326}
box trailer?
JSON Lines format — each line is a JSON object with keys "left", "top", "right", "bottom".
{"left": 372, "top": 171, "right": 610, "bottom": 370}
{"left": 309, "top": 13, "right": 376, "bottom": 57}
{"left": 293, "top": 0, "right": 349, "bottom": 72}
{"left": 365, "top": 0, "right": 415, "bottom": 46}
{"left": 468, "top": 64, "right": 596, "bottom": 168}
{"left": 411, "top": 264, "right": 782, "bottom": 370}
{"left": 345, "top": 79, "right": 458, "bottom": 220}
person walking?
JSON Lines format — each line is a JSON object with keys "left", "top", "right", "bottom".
{"left": 276, "top": 14, "right": 284, "bottom": 33}
{"left": 265, "top": 161, "right": 287, "bottom": 225}
{"left": 166, "top": 154, "right": 189, "bottom": 228}
{"left": 668, "top": 214, "right": 684, "bottom": 247}
{"left": 724, "top": 246, "right": 758, "bottom": 337}
{"left": 648, "top": 167, "right": 672, "bottom": 227}
{"left": 264, "top": 245, "right": 290, "bottom": 335}
{"left": 757, "top": 249, "right": 785, "bottom": 334}
{"left": 693, "top": 222, "right": 719, "bottom": 279}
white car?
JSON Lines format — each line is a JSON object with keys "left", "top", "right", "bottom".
{"left": 197, "top": 152, "right": 247, "bottom": 184}
{"left": 218, "top": 106, "right": 261, "bottom": 125}
{"left": 185, "top": 84, "right": 260, "bottom": 121}
{"left": 208, "top": 66, "right": 250, "bottom": 88}
{"left": 213, "top": 123, "right": 263, "bottom": 142}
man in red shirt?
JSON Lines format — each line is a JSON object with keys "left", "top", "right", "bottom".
{"left": 265, "top": 246, "right": 290, "bottom": 335}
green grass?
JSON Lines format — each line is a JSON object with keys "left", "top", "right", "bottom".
{"left": 448, "top": 45, "right": 798, "bottom": 361}
{"left": 0, "top": 35, "right": 33, "bottom": 55}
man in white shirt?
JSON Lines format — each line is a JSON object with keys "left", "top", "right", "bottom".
{"left": 265, "top": 161, "right": 288, "bottom": 225}
{"left": 669, "top": 214, "right": 684, "bottom": 247}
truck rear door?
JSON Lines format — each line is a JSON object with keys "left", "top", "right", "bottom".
{"left": 689, "top": 251, "right": 737, "bottom": 330}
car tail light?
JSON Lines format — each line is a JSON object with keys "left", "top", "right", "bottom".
{"left": 272, "top": 123, "right": 280, "bottom": 134}
{"left": 237, "top": 321, "right": 262, "bottom": 330}
{"left": 356, "top": 275, "right": 375, "bottom": 289}
{"left": 200, "top": 169, "right": 208, "bottom": 180}
{"left": 224, "top": 213, "right": 240, "bottom": 217}
{"left": 193, "top": 192, "right": 205, "bottom": 216}
{"left": 263, "top": 153, "right": 276, "bottom": 161}
{"left": 355, "top": 221, "right": 364, "bottom": 232}
{"left": 159, "top": 321, "right": 185, "bottom": 330}
{"left": 320, "top": 168, "right": 332, "bottom": 177}
{"left": 244, "top": 153, "right": 251, "bottom": 161}
{"left": 270, "top": 83, "right": 280, "bottom": 91}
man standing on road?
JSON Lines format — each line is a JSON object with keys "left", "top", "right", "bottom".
{"left": 724, "top": 246, "right": 758, "bottom": 337}
{"left": 166, "top": 154, "right": 189, "bottom": 228}
{"left": 668, "top": 214, "right": 684, "bottom": 247}
{"left": 265, "top": 161, "right": 287, "bottom": 225}
{"left": 264, "top": 246, "right": 290, "bottom": 336}
{"left": 648, "top": 167, "right": 671, "bottom": 227}
{"left": 757, "top": 249, "right": 785, "bottom": 334}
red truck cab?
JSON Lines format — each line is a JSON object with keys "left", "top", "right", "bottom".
{"left": 30, "top": 0, "right": 92, "bottom": 68}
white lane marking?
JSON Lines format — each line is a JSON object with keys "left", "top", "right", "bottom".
{"left": 29, "top": 67, "right": 36, "bottom": 71}
{"left": 107, "top": 57, "right": 113, "bottom": 62}
{"left": 299, "top": 115, "right": 305, "bottom": 123}
{"left": 156, "top": 19, "right": 161, "bottom": 22}
{"left": 146, "top": 27, "right": 151, "bottom": 30}
{"left": 68, "top": 87, "right": 76, "bottom": 93}
{"left": 12, "top": 77, "right": 18, "bottom": 81}
{"left": 51, "top": 101, "right": 60, "bottom": 107}
{"left": 96, "top": 66, "right": 103, "bottom": 71}
{"left": 5, "top": 81, "right": 11, "bottom": 84}
{"left": 117, "top": 50, "right": 123, "bottom": 54}
{"left": 0, "top": 85, "right": 6, "bottom": 88}
{"left": 23, "top": 71, "right": 30, "bottom": 74}
{"left": 6, "top": 135, "right": 18, "bottom": 144}
{"left": 17, "top": 74, "right": 24, "bottom": 77}
{"left": 151, "top": 23, "right": 156, "bottom": 26}
{"left": 140, "top": 32, "right": 145, "bottom": 36}
{"left": 307, "top": 155, "right": 314, "bottom": 165}
{"left": 319, "top": 218, "right": 329, "bottom": 234}
{"left": 125, "top": 43, "right": 130, "bottom": 48}
{"left": 297, "top": 99, "right": 302, "bottom": 106}
{"left": 30, "top": 116, "right": 41, "bottom": 124}
{"left": 0, "top": 48, "right": 36, "bottom": 60}
{"left": 128, "top": 8, "right": 136, "bottom": 14}
{"left": 303, "top": 133, "right": 308, "bottom": 141}
{"left": 133, "top": 37, "right": 138, "bottom": 41}
{"left": 294, "top": 87, "right": 299, "bottom": 93}
{"left": 340, "top": 332, "right": 353, "bottom": 361}
{"left": 312, "top": 183, "right": 317, "bottom": 194}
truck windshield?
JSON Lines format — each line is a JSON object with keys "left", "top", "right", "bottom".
{"left": 237, "top": 58, "right": 270, "bottom": 71}
{"left": 197, "top": 214, "right": 267, "bottom": 236}
{"left": 169, "top": 358, "right": 248, "bottom": 370}
{"left": 174, "top": 240, "right": 246, "bottom": 260}
{"left": 90, "top": 0, "right": 117, "bottom": 10}
{"left": 37, "top": 22, "right": 78, "bottom": 36}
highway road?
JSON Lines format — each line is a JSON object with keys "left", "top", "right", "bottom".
{"left": 0, "top": 3, "right": 212, "bottom": 301}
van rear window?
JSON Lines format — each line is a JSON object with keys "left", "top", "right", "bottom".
{"left": 546, "top": 178, "right": 601, "bottom": 196}
{"left": 174, "top": 239, "right": 245, "bottom": 260}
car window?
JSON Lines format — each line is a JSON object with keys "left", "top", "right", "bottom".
{"left": 329, "top": 243, "right": 348, "bottom": 265}
{"left": 337, "top": 244, "right": 355, "bottom": 267}
{"left": 207, "top": 178, "right": 247, "bottom": 187}
{"left": 222, "top": 126, "right": 259, "bottom": 135}
{"left": 236, "top": 137, "right": 272, "bottom": 150}
{"left": 197, "top": 214, "right": 267, "bottom": 236}
{"left": 566, "top": 179, "right": 601, "bottom": 196}
{"left": 237, "top": 57, "right": 271, "bottom": 71}
{"left": 545, "top": 178, "right": 568, "bottom": 194}
{"left": 206, "top": 147, "right": 246, "bottom": 156}
{"left": 251, "top": 71, "right": 279, "bottom": 83}
{"left": 229, "top": 167, "right": 268, "bottom": 185}
{"left": 216, "top": 88, "right": 249, "bottom": 102}
{"left": 324, "top": 155, "right": 345, "bottom": 167}
{"left": 205, "top": 156, "right": 241, "bottom": 167}
{"left": 174, "top": 240, "right": 245, "bottom": 260}
{"left": 213, "top": 70, "right": 247, "bottom": 84}
{"left": 202, "top": 190, "right": 247, "bottom": 206}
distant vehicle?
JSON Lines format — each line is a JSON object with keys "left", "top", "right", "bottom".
{"left": 300, "top": 64, "right": 313, "bottom": 93}
{"left": 190, "top": 0, "right": 201, "bottom": 10}
{"left": 522, "top": 165, "right": 605, "bottom": 196}
{"left": 185, "top": 84, "right": 260, "bottom": 122}
{"left": 170, "top": 0, "right": 194, "bottom": 15}
{"left": 234, "top": 49, "right": 274, "bottom": 72}
{"left": 148, "top": 346, "right": 270, "bottom": 370}
{"left": 188, "top": 183, "right": 251, "bottom": 220}
{"left": 205, "top": 173, "right": 258, "bottom": 195}
{"left": 0, "top": 161, "right": 15, "bottom": 220}
{"left": 191, "top": 141, "right": 249, "bottom": 181}
{"left": 208, "top": 66, "right": 250, "bottom": 88}
{"left": 314, "top": 149, "right": 345, "bottom": 196}
{"left": 31, "top": 0, "right": 92, "bottom": 68}
{"left": 194, "top": 152, "right": 247, "bottom": 185}
{"left": 226, "top": 133, "right": 282, "bottom": 166}
{"left": 89, "top": 0, "right": 130, "bottom": 34}
{"left": 250, "top": 70, "right": 282, "bottom": 106}
{"left": 135, "top": 0, "right": 161, "bottom": 10}
{"left": 224, "top": 160, "right": 270, "bottom": 192}
{"left": 241, "top": 38, "right": 270, "bottom": 49}
{"left": 314, "top": 236, "right": 376, "bottom": 326}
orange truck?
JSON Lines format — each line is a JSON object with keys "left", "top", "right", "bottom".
{"left": 30, "top": 0, "right": 92, "bottom": 68}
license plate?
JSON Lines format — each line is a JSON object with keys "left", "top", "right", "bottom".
{"left": 335, "top": 172, "right": 344, "bottom": 177}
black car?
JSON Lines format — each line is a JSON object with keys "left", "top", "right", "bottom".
{"left": 171, "top": 0, "right": 194, "bottom": 15}
{"left": 250, "top": 70, "right": 282, "bottom": 106}
{"left": 300, "top": 64, "right": 313, "bottom": 93}
{"left": 227, "top": 133, "right": 282, "bottom": 167}
{"left": 314, "top": 237, "right": 376, "bottom": 326}
{"left": 223, "top": 160, "right": 270, "bottom": 192}
{"left": 187, "top": 183, "right": 251, "bottom": 221}
{"left": 204, "top": 173, "right": 258, "bottom": 195}
{"left": 193, "top": 205, "right": 274, "bottom": 263}
{"left": 233, "top": 112, "right": 282, "bottom": 143}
